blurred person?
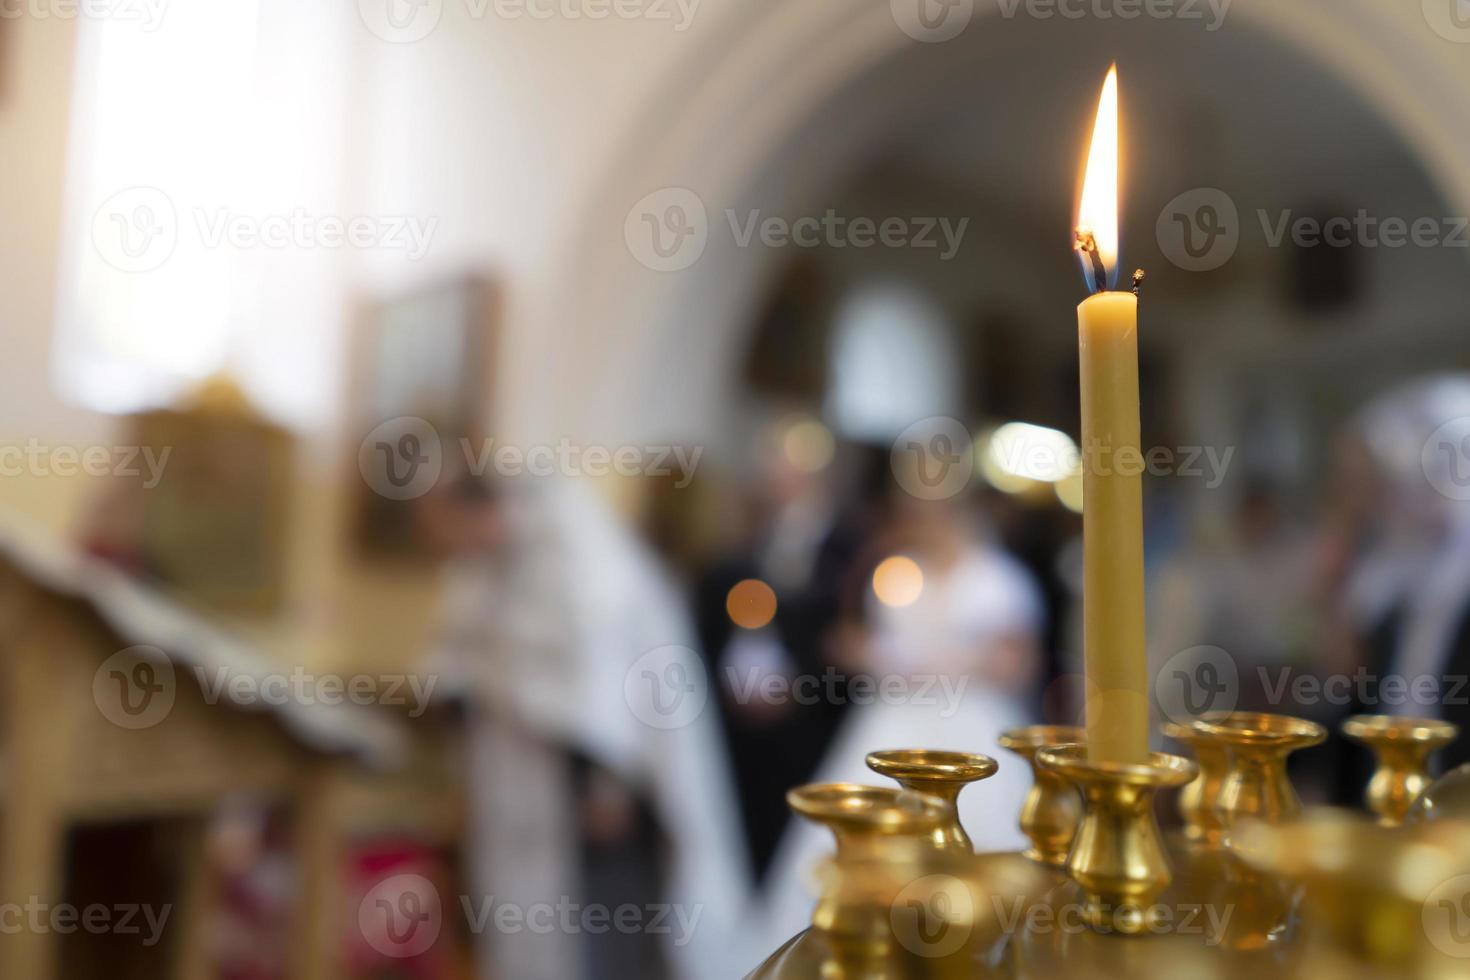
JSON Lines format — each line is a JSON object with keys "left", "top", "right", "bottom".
{"left": 1309, "top": 432, "right": 1382, "bottom": 679}
{"left": 1319, "top": 376, "right": 1470, "bottom": 801}
{"left": 1150, "top": 480, "right": 1319, "bottom": 716}
{"left": 984, "top": 488, "right": 1081, "bottom": 717}
{"left": 751, "top": 487, "right": 1041, "bottom": 952}
{"left": 428, "top": 472, "right": 752, "bottom": 980}
{"left": 691, "top": 418, "right": 851, "bottom": 883}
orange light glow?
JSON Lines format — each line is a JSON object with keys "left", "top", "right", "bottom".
{"left": 726, "top": 579, "right": 778, "bottom": 630}
{"left": 872, "top": 556, "right": 924, "bottom": 608}
{"left": 1076, "top": 65, "right": 1120, "bottom": 291}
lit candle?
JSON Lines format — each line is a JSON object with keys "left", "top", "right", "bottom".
{"left": 1075, "top": 65, "right": 1149, "bottom": 764}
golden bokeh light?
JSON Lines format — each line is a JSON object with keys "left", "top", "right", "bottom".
{"left": 726, "top": 578, "right": 778, "bottom": 630}
{"left": 779, "top": 415, "right": 836, "bottom": 474}
{"left": 1054, "top": 470, "right": 1084, "bottom": 513}
{"left": 872, "top": 556, "right": 924, "bottom": 608}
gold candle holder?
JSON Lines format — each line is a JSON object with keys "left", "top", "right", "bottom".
{"left": 997, "top": 726, "right": 1084, "bottom": 867}
{"left": 750, "top": 784, "right": 957, "bottom": 978}
{"left": 865, "top": 749, "right": 998, "bottom": 852}
{"left": 1193, "top": 712, "right": 1325, "bottom": 834}
{"left": 786, "top": 783, "right": 948, "bottom": 860}
{"left": 1036, "top": 746, "right": 1197, "bottom": 934}
{"left": 1232, "top": 809, "right": 1470, "bottom": 975}
{"left": 1161, "top": 720, "right": 1230, "bottom": 846}
{"left": 1341, "top": 715, "right": 1458, "bottom": 826}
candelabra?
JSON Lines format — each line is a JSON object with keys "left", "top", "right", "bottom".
{"left": 748, "top": 713, "right": 1470, "bottom": 979}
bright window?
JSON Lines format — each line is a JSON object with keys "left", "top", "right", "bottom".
{"left": 53, "top": 0, "right": 350, "bottom": 428}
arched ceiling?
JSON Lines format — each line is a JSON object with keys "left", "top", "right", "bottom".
{"left": 534, "top": 0, "right": 1470, "bottom": 449}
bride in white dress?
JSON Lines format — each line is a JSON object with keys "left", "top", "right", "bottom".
{"left": 751, "top": 497, "right": 1043, "bottom": 957}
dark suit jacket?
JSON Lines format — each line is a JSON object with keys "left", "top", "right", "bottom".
{"left": 1321, "top": 602, "right": 1470, "bottom": 807}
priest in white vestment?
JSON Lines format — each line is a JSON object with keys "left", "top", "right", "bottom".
{"left": 433, "top": 477, "right": 754, "bottom": 979}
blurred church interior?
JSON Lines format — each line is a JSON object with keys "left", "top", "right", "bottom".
{"left": 3, "top": 1, "right": 1470, "bottom": 977}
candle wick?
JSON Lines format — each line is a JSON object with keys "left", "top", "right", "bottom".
{"left": 1075, "top": 228, "right": 1108, "bottom": 294}
{"left": 1132, "top": 268, "right": 1146, "bottom": 298}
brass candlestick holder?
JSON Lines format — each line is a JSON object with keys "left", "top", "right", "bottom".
{"left": 753, "top": 703, "right": 1464, "bottom": 977}
{"left": 997, "top": 726, "right": 1084, "bottom": 867}
{"left": 1233, "top": 809, "right": 1470, "bottom": 976}
{"left": 752, "top": 783, "right": 951, "bottom": 978}
{"left": 1192, "top": 712, "right": 1325, "bottom": 834}
{"left": 1036, "top": 746, "right": 1197, "bottom": 934}
{"left": 753, "top": 783, "right": 1010, "bottom": 979}
{"left": 864, "top": 747, "right": 1065, "bottom": 965}
{"left": 786, "top": 783, "right": 949, "bottom": 861}
{"left": 1341, "top": 714, "right": 1459, "bottom": 826}
{"left": 1161, "top": 720, "right": 1230, "bottom": 846}
{"left": 1161, "top": 716, "right": 1319, "bottom": 958}
{"left": 866, "top": 749, "right": 999, "bottom": 851}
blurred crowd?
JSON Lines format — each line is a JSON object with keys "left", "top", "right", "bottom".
{"left": 418, "top": 373, "right": 1470, "bottom": 977}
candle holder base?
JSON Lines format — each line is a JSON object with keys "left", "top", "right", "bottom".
{"left": 1341, "top": 714, "right": 1458, "bottom": 826}
{"left": 1036, "top": 746, "right": 1197, "bottom": 936}
{"left": 865, "top": 748, "right": 999, "bottom": 851}
{"left": 1192, "top": 712, "right": 1325, "bottom": 837}
{"left": 997, "top": 726, "right": 1085, "bottom": 868}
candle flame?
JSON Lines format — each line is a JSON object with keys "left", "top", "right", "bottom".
{"left": 1076, "top": 65, "right": 1120, "bottom": 293}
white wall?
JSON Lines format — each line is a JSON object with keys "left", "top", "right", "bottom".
{"left": 8, "top": 0, "right": 1470, "bottom": 524}
{"left": 345, "top": 0, "right": 1470, "bottom": 459}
